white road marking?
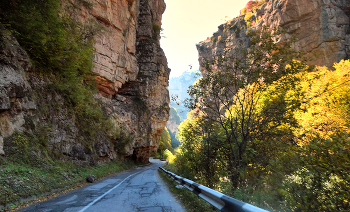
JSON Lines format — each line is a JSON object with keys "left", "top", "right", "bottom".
{"left": 78, "top": 171, "right": 142, "bottom": 212}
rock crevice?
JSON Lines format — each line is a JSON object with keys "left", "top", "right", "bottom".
{"left": 0, "top": 0, "right": 170, "bottom": 162}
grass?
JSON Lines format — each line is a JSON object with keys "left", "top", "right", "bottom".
{"left": 0, "top": 137, "right": 142, "bottom": 211}
{"left": 0, "top": 0, "right": 109, "bottom": 149}
{"left": 158, "top": 168, "right": 219, "bottom": 212}
{"left": 0, "top": 1, "right": 144, "bottom": 210}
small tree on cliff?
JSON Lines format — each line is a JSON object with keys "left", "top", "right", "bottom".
{"left": 187, "top": 27, "right": 312, "bottom": 189}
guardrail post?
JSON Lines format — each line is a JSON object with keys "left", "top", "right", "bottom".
{"left": 159, "top": 167, "right": 270, "bottom": 212}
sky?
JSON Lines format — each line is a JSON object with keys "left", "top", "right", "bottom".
{"left": 160, "top": 0, "right": 249, "bottom": 78}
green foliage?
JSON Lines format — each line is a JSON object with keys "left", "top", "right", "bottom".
{"left": 0, "top": 0, "right": 109, "bottom": 144}
{"left": 163, "top": 149, "right": 175, "bottom": 162}
{"left": 170, "top": 113, "right": 226, "bottom": 188}
{"left": 279, "top": 60, "right": 350, "bottom": 211}
{"left": 170, "top": 30, "right": 350, "bottom": 211}
{"left": 284, "top": 136, "right": 350, "bottom": 211}
{"left": 152, "top": 23, "right": 162, "bottom": 36}
{"left": 236, "top": 60, "right": 350, "bottom": 211}
{"left": 293, "top": 60, "right": 350, "bottom": 143}
{"left": 160, "top": 127, "right": 172, "bottom": 149}
{"left": 112, "top": 125, "right": 133, "bottom": 155}
{"left": 185, "top": 26, "right": 306, "bottom": 190}
{"left": 250, "top": 0, "right": 266, "bottom": 13}
{"left": 181, "top": 59, "right": 350, "bottom": 211}
{"left": 156, "top": 127, "right": 173, "bottom": 159}
{"left": 4, "top": 132, "right": 52, "bottom": 168}
{"left": 158, "top": 169, "right": 219, "bottom": 212}
{"left": 242, "top": 0, "right": 266, "bottom": 27}
{"left": 0, "top": 0, "right": 94, "bottom": 75}
{"left": 0, "top": 135, "right": 137, "bottom": 208}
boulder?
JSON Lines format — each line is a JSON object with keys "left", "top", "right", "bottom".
{"left": 86, "top": 175, "right": 96, "bottom": 183}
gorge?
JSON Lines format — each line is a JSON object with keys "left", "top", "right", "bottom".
{"left": 0, "top": 0, "right": 170, "bottom": 163}
{"left": 1, "top": 0, "right": 350, "bottom": 210}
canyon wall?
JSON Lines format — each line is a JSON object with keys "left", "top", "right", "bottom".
{"left": 197, "top": 0, "right": 350, "bottom": 74}
{"left": 0, "top": 0, "right": 170, "bottom": 162}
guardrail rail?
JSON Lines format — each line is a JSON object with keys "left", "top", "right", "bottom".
{"left": 159, "top": 167, "right": 270, "bottom": 212}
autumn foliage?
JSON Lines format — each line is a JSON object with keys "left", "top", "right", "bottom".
{"left": 166, "top": 25, "right": 350, "bottom": 211}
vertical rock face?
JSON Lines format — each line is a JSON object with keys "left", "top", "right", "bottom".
{"left": 62, "top": 0, "right": 170, "bottom": 162}
{"left": 114, "top": 0, "right": 170, "bottom": 162}
{"left": 197, "top": 16, "right": 249, "bottom": 74}
{"left": 68, "top": 0, "right": 140, "bottom": 98}
{"left": 197, "top": 0, "right": 350, "bottom": 74}
{"left": 0, "top": 0, "right": 170, "bottom": 163}
{"left": 0, "top": 26, "right": 34, "bottom": 156}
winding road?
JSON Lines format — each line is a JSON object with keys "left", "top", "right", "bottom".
{"left": 20, "top": 159, "right": 185, "bottom": 212}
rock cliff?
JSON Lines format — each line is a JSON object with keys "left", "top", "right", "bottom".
{"left": 0, "top": 0, "right": 170, "bottom": 162}
{"left": 197, "top": 0, "right": 350, "bottom": 74}
{"left": 0, "top": 26, "right": 34, "bottom": 156}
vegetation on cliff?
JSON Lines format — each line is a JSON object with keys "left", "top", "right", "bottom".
{"left": 166, "top": 26, "right": 350, "bottom": 211}
{"left": 0, "top": 0, "right": 138, "bottom": 209}
{"left": 0, "top": 0, "right": 108, "bottom": 142}
{"left": 154, "top": 127, "right": 173, "bottom": 159}
{"left": 0, "top": 141, "right": 137, "bottom": 210}
{"left": 241, "top": 0, "right": 265, "bottom": 28}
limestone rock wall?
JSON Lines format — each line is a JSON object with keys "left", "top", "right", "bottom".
{"left": 0, "top": 0, "right": 170, "bottom": 163}
{"left": 113, "top": 0, "right": 170, "bottom": 162}
{"left": 197, "top": 0, "right": 350, "bottom": 74}
{"left": 0, "top": 26, "right": 34, "bottom": 156}
{"left": 66, "top": 0, "right": 170, "bottom": 162}
{"left": 66, "top": 0, "right": 140, "bottom": 98}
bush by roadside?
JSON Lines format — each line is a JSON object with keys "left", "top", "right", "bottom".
{"left": 158, "top": 168, "right": 219, "bottom": 212}
{"left": 0, "top": 157, "right": 140, "bottom": 211}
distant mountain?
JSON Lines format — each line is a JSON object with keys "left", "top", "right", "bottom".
{"left": 169, "top": 70, "right": 201, "bottom": 121}
{"left": 166, "top": 70, "right": 201, "bottom": 149}
{"left": 165, "top": 106, "right": 182, "bottom": 149}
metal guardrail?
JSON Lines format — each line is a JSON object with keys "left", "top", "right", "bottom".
{"left": 159, "top": 167, "right": 270, "bottom": 212}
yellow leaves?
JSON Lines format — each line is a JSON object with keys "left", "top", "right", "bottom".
{"left": 225, "top": 82, "right": 261, "bottom": 119}
{"left": 333, "top": 59, "right": 350, "bottom": 72}
{"left": 164, "top": 149, "right": 175, "bottom": 163}
{"left": 294, "top": 60, "right": 350, "bottom": 144}
{"left": 244, "top": 12, "right": 254, "bottom": 28}
{"left": 13, "top": 134, "right": 29, "bottom": 146}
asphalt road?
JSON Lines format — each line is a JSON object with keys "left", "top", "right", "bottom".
{"left": 20, "top": 158, "right": 185, "bottom": 212}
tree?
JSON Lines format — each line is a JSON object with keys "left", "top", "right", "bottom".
{"left": 157, "top": 127, "right": 173, "bottom": 159}
{"left": 187, "top": 27, "right": 311, "bottom": 190}
{"left": 282, "top": 60, "right": 350, "bottom": 211}
{"left": 175, "top": 112, "right": 226, "bottom": 188}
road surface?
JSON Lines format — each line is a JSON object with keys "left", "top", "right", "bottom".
{"left": 20, "top": 158, "right": 185, "bottom": 212}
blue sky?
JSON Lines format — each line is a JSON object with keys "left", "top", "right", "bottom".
{"left": 160, "top": 0, "right": 249, "bottom": 78}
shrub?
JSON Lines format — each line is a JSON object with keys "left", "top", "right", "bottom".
{"left": 0, "top": 0, "right": 108, "bottom": 144}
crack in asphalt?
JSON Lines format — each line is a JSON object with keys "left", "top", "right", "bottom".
{"left": 19, "top": 160, "right": 185, "bottom": 212}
